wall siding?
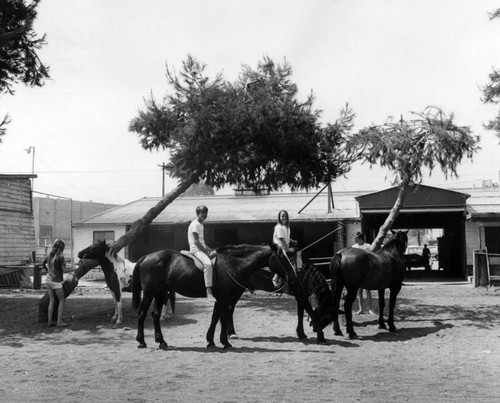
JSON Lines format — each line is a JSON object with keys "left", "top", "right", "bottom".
{"left": 0, "top": 177, "right": 36, "bottom": 265}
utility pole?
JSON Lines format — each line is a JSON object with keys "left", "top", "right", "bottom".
{"left": 24, "top": 146, "right": 35, "bottom": 190}
{"left": 158, "top": 163, "right": 166, "bottom": 196}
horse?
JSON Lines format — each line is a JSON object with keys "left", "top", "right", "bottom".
{"left": 131, "top": 243, "right": 296, "bottom": 350}
{"left": 77, "top": 240, "right": 175, "bottom": 325}
{"left": 330, "top": 230, "right": 408, "bottom": 339}
{"left": 224, "top": 262, "right": 337, "bottom": 344}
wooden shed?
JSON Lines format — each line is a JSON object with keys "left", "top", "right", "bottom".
{"left": 0, "top": 174, "right": 37, "bottom": 286}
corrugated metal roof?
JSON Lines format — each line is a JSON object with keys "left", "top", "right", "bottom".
{"left": 73, "top": 187, "right": 500, "bottom": 227}
{"left": 74, "top": 191, "right": 363, "bottom": 226}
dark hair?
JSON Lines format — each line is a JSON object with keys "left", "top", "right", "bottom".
{"left": 277, "top": 210, "right": 290, "bottom": 227}
{"left": 49, "top": 239, "right": 65, "bottom": 258}
{"left": 355, "top": 232, "right": 365, "bottom": 241}
{"left": 196, "top": 205, "right": 208, "bottom": 215}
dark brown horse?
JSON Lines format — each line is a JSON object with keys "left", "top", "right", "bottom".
{"left": 132, "top": 244, "right": 293, "bottom": 350}
{"left": 224, "top": 263, "right": 336, "bottom": 344}
{"left": 330, "top": 230, "right": 408, "bottom": 339}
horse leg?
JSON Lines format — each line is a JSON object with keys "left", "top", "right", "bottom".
{"left": 344, "top": 287, "right": 358, "bottom": 339}
{"left": 206, "top": 302, "right": 219, "bottom": 348}
{"left": 296, "top": 302, "right": 307, "bottom": 340}
{"left": 218, "top": 302, "right": 232, "bottom": 349}
{"left": 136, "top": 295, "right": 153, "bottom": 349}
{"left": 152, "top": 297, "right": 168, "bottom": 350}
{"left": 227, "top": 302, "right": 237, "bottom": 339}
{"left": 387, "top": 285, "right": 402, "bottom": 332}
{"left": 227, "top": 291, "right": 244, "bottom": 339}
{"left": 110, "top": 292, "right": 123, "bottom": 325}
{"left": 332, "top": 283, "right": 344, "bottom": 337}
{"left": 378, "top": 289, "right": 387, "bottom": 330}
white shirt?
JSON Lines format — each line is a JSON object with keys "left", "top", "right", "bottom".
{"left": 273, "top": 224, "right": 290, "bottom": 248}
{"left": 188, "top": 219, "right": 206, "bottom": 253}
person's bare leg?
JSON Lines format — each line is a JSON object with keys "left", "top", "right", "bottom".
{"left": 55, "top": 288, "right": 69, "bottom": 326}
{"left": 355, "top": 289, "right": 365, "bottom": 314}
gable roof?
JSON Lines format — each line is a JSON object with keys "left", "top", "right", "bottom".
{"left": 356, "top": 184, "right": 470, "bottom": 212}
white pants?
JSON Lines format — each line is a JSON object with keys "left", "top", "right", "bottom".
{"left": 192, "top": 250, "right": 213, "bottom": 287}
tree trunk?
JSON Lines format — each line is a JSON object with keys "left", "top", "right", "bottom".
{"left": 38, "top": 259, "right": 99, "bottom": 323}
{"left": 110, "top": 177, "right": 198, "bottom": 254}
{"left": 369, "top": 176, "right": 411, "bottom": 252}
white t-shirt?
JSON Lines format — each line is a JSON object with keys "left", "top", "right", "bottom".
{"left": 188, "top": 219, "right": 206, "bottom": 253}
{"left": 353, "top": 242, "right": 371, "bottom": 251}
{"left": 273, "top": 224, "right": 290, "bottom": 248}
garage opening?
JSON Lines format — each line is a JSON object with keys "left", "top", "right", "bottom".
{"left": 356, "top": 185, "right": 469, "bottom": 281}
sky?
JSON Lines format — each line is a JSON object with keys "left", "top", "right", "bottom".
{"left": 1, "top": 0, "right": 500, "bottom": 205}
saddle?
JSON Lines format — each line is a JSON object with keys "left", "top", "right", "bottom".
{"left": 180, "top": 250, "right": 216, "bottom": 271}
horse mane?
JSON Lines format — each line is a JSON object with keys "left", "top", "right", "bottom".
{"left": 380, "top": 230, "right": 407, "bottom": 255}
{"left": 298, "top": 264, "right": 332, "bottom": 308}
{"left": 216, "top": 244, "right": 267, "bottom": 256}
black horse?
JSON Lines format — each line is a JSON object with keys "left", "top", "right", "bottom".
{"left": 132, "top": 243, "right": 294, "bottom": 350}
{"left": 224, "top": 263, "right": 336, "bottom": 344}
{"left": 330, "top": 230, "right": 408, "bottom": 339}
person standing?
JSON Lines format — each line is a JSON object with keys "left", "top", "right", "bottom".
{"left": 188, "top": 205, "right": 216, "bottom": 302}
{"left": 422, "top": 244, "right": 431, "bottom": 271}
{"left": 43, "top": 239, "right": 69, "bottom": 327}
{"left": 352, "top": 232, "right": 376, "bottom": 315}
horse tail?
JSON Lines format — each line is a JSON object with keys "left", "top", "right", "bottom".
{"left": 330, "top": 252, "right": 343, "bottom": 288}
{"left": 168, "top": 291, "right": 176, "bottom": 315}
{"left": 132, "top": 257, "right": 145, "bottom": 310}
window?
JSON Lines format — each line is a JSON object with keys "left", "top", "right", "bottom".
{"left": 39, "top": 225, "right": 53, "bottom": 246}
{"left": 93, "top": 231, "right": 115, "bottom": 244}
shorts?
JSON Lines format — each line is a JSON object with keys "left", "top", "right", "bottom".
{"left": 46, "top": 280, "right": 63, "bottom": 290}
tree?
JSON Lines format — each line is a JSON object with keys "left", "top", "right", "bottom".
{"left": 0, "top": 0, "right": 49, "bottom": 140}
{"left": 110, "top": 55, "right": 356, "bottom": 253}
{"left": 482, "top": 8, "right": 500, "bottom": 140}
{"left": 39, "top": 55, "right": 357, "bottom": 317}
{"left": 348, "top": 107, "right": 479, "bottom": 251}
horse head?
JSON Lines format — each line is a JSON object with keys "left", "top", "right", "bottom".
{"left": 268, "top": 242, "right": 296, "bottom": 282}
{"left": 77, "top": 239, "right": 109, "bottom": 261}
{"left": 388, "top": 230, "right": 409, "bottom": 255}
{"left": 299, "top": 264, "right": 336, "bottom": 332}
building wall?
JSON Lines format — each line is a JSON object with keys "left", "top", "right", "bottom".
{"left": 33, "top": 197, "right": 117, "bottom": 263}
{"left": 0, "top": 176, "right": 36, "bottom": 265}
{"left": 73, "top": 225, "right": 127, "bottom": 263}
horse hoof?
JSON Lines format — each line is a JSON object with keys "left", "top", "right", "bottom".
{"left": 138, "top": 343, "right": 147, "bottom": 349}
{"left": 379, "top": 324, "right": 388, "bottom": 330}
{"left": 223, "top": 343, "right": 232, "bottom": 350}
{"left": 389, "top": 326, "right": 397, "bottom": 332}
{"left": 317, "top": 339, "right": 328, "bottom": 345}
{"left": 206, "top": 342, "right": 216, "bottom": 349}
{"left": 159, "top": 342, "right": 169, "bottom": 350}
{"left": 348, "top": 333, "right": 357, "bottom": 339}
{"left": 334, "top": 331, "right": 343, "bottom": 337}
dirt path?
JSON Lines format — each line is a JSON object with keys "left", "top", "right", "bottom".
{"left": 1, "top": 280, "right": 500, "bottom": 402}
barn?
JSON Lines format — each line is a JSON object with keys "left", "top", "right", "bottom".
{"left": 73, "top": 185, "right": 500, "bottom": 282}
{"left": 0, "top": 174, "right": 37, "bottom": 286}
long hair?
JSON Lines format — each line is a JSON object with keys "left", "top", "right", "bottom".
{"left": 277, "top": 210, "right": 290, "bottom": 228}
{"left": 49, "top": 239, "right": 65, "bottom": 259}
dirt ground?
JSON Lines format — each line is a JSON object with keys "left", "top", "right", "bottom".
{"left": 1, "top": 275, "right": 500, "bottom": 403}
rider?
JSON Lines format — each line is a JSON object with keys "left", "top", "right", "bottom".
{"left": 272, "top": 210, "right": 297, "bottom": 289}
{"left": 188, "top": 205, "right": 216, "bottom": 302}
